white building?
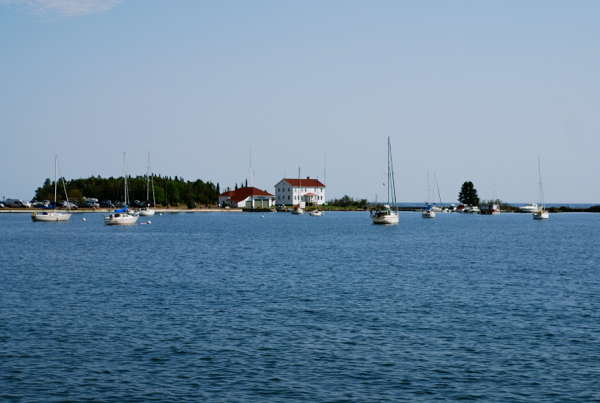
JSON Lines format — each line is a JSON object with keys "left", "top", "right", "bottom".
{"left": 218, "top": 187, "right": 274, "bottom": 208}
{"left": 274, "top": 177, "right": 326, "bottom": 206}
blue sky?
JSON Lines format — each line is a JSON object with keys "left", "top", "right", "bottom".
{"left": 1, "top": 1, "right": 599, "bottom": 204}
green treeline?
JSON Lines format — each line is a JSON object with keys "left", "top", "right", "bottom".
{"left": 35, "top": 175, "right": 220, "bottom": 207}
{"left": 329, "top": 195, "right": 368, "bottom": 209}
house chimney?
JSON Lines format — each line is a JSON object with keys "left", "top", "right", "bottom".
{"left": 307, "top": 176, "right": 310, "bottom": 179}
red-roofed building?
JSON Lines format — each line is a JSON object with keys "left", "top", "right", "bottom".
{"left": 274, "top": 177, "right": 326, "bottom": 206}
{"left": 218, "top": 187, "right": 274, "bottom": 208}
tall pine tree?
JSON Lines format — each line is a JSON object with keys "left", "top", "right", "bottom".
{"left": 458, "top": 181, "right": 480, "bottom": 205}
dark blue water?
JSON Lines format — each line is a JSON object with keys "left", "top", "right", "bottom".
{"left": 1, "top": 211, "right": 599, "bottom": 402}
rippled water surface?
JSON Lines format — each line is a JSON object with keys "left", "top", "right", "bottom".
{"left": 1, "top": 211, "right": 600, "bottom": 402}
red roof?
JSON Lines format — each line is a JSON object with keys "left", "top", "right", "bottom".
{"left": 280, "top": 178, "right": 325, "bottom": 187}
{"left": 220, "top": 187, "right": 274, "bottom": 203}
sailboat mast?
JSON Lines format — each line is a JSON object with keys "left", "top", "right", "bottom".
{"left": 151, "top": 175, "right": 156, "bottom": 207}
{"left": 54, "top": 155, "right": 58, "bottom": 210}
{"left": 123, "top": 153, "right": 128, "bottom": 206}
{"left": 387, "top": 137, "right": 397, "bottom": 210}
{"left": 150, "top": 152, "right": 156, "bottom": 207}
{"left": 435, "top": 174, "right": 442, "bottom": 207}
{"left": 248, "top": 149, "right": 254, "bottom": 187}
{"left": 298, "top": 166, "right": 301, "bottom": 205}
{"left": 538, "top": 156, "right": 545, "bottom": 209}
{"left": 146, "top": 152, "right": 150, "bottom": 201}
{"left": 387, "top": 138, "right": 391, "bottom": 205}
{"left": 427, "top": 170, "right": 430, "bottom": 205}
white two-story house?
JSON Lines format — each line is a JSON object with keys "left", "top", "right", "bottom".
{"left": 274, "top": 177, "right": 326, "bottom": 207}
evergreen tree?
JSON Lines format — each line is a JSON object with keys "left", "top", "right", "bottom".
{"left": 458, "top": 181, "right": 480, "bottom": 205}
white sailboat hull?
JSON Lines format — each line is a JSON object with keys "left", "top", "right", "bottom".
{"left": 372, "top": 215, "right": 399, "bottom": 224}
{"left": 533, "top": 211, "right": 549, "bottom": 220}
{"left": 32, "top": 212, "right": 71, "bottom": 222}
{"left": 309, "top": 210, "right": 323, "bottom": 216}
{"left": 138, "top": 209, "right": 155, "bottom": 216}
{"left": 104, "top": 214, "right": 139, "bottom": 225}
{"left": 371, "top": 210, "right": 399, "bottom": 224}
{"left": 422, "top": 210, "right": 436, "bottom": 218}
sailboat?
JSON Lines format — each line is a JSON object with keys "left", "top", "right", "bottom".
{"left": 292, "top": 167, "right": 304, "bottom": 215}
{"left": 138, "top": 152, "right": 156, "bottom": 216}
{"left": 310, "top": 156, "right": 326, "bottom": 216}
{"left": 533, "top": 157, "right": 549, "bottom": 220}
{"left": 31, "top": 156, "right": 72, "bottom": 222}
{"left": 371, "top": 137, "right": 399, "bottom": 224}
{"left": 104, "top": 153, "right": 139, "bottom": 225}
{"left": 432, "top": 174, "right": 444, "bottom": 212}
{"left": 422, "top": 170, "right": 436, "bottom": 218}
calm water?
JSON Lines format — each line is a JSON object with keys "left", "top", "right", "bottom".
{"left": 1, "top": 211, "right": 599, "bottom": 402}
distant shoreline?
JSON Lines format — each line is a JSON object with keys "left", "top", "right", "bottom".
{"left": 0, "top": 208, "right": 243, "bottom": 214}
{"left": 1, "top": 207, "right": 598, "bottom": 214}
